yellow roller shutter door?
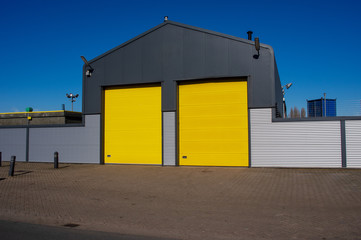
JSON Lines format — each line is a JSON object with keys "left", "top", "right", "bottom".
{"left": 104, "top": 85, "right": 162, "bottom": 165}
{"left": 179, "top": 81, "right": 249, "bottom": 167}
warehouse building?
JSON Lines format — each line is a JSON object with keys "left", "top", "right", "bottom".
{"left": 1, "top": 20, "right": 360, "bottom": 168}
{"left": 82, "top": 19, "right": 283, "bottom": 167}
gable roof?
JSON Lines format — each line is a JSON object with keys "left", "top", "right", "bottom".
{"left": 88, "top": 20, "right": 274, "bottom": 64}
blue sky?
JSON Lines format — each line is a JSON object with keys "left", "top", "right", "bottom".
{"left": 1, "top": 0, "right": 361, "bottom": 115}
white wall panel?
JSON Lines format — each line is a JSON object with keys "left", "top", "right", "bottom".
{"left": 163, "top": 112, "right": 176, "bottom": 166}
{"left": 346, "top": 120, "right": 361, "bottom": 168}
{"left": 251, "top": 109, "right": 342, "bottom": 167}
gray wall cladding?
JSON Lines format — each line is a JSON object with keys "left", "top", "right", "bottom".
{"left": 346, "top": 120, "right": 361, "bottom": 168}
{"left": 163, "top": 112, "right": 176, "bottom": 166}
{"left": 0, "top": 128, "right": 27, "bottom": 162}
{"left": 29, "top": 115, "right": 100, "bottom": 163}
{"left": 250, "top": 108, "right": 342, "bottom": 168}
{"left": 83, "top": 21, "right": 279, "bottom": 114}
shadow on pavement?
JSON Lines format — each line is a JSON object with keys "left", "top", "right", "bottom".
{"left": 57, "top": 165, "right": 70, "bottom": 169}
{"left": 13, "top": 170, "right": 33, "bottom": 176}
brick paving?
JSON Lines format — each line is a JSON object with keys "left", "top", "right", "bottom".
{"left": 0, "top": 162, "right": 361, "bottom": 240}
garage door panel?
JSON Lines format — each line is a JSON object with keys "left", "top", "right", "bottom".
{"left": 104, "top": 85, "right": 162, "bottom": 165}
{"left": 108, "top": 143, "right": 160, "bottom": 152}
{"left": 179, "top": 81, "right": 248, "bottom": 167}
{"left": 181, "top": 105, "right": 248, "bottom": 115}
{"left": 106, "top": 107, "right": 159, "bottom": 116}
{"left": 180, "top": 141, "right": 249, "bottom": 153}
{"left": 181, "top": 95, "right": 247, "bottom": 105}
{"left": 106, "top": 131, "right": 161, "bottom": 141}
{"left": 181, "top": 128, "right": 248, "bottom": 140}
{"left": 180, "top": 153, "right": 249, "bottom": 166}
{"left": 181, "top": 116, "right": 248, "bottom": 128}
{"left": 109, "top": 118, "right": 160, "bottom": 126}
{"left": 106, "top": 152, "right": 160, "bottom": 164}
{"left": 106, "top": 109, "right": 159, "bottom": 116}
{"left": 181, "top": 89, "right": 247, "bottom": 103}
{"left": 106, "top": 141, "right": 160, "bottom": 149}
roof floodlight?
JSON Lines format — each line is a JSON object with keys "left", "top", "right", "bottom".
{"left": 81, "top": 56, "right": 94, "bottom": 77}
{"left": 253, "top": 37, "right": 260, "bottom": 59}
{"left": 282, "top": 83, "right": 293, "bottom": 94}
{"left": 66, "top": 93, "right": 79, "bottom": 111}
{"left": 255, "top": 37, "right": 260, "bottom": 51}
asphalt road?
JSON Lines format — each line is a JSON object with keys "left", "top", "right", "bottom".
{"left": 0, "top": 220, "right": 177, "bottom": 240}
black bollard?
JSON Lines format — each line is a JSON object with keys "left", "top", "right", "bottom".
{"left": 54, "top": 152, "right": 59, "bottom": 169}
{"left": 0, "top": 152, "right": 2, "bottom": 167}
{"left": 9, "top": 156, "right": 16, "bottom": 176}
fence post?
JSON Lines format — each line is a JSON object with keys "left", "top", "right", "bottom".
{"left": 54, "top": 152, "right": 59, "bottom": 169}
{"left": 9, "top": 156, "right": 16, "bottom": 176}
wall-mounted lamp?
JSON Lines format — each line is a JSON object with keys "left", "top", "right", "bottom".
{"left": 164, "top": 16, "right": 168, "bottom": 21}
{"left": 81, "top": 56, "right": 94, "bottom": 77}
{"left": 85, "top": 69, "right": 93, "bottom": 77}
{"left": 282, "top": 83, "right": 293, "bottom": 95}
{"left": 253, "top": 37, "right": 260, "bottom": 59}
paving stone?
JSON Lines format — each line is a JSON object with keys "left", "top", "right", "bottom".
{"left": 0, "top": 163, "right": 361, "bottom": 240}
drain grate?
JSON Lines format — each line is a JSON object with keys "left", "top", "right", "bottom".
{"left": 63, "top": 223, "right": 80, "bottom": 228}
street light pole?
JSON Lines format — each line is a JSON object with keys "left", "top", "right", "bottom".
{"left": 282, "top": 83, "right": 293, "bottom": 118}
{"left": 66, "top": 93, "right": 79, "bottom": 111}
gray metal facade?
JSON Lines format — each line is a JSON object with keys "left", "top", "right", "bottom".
{"left": 83, "top": 21, "right": 283, "bottom": 116}
{"left": 250, "top": 108, "right": 343, "bottom": 168}
{"left": 162, "top": 112, "right": 176, "bottom": 166}
{"left": 0, "top": 128, "right": 27, "bottom": 162}
{"left": 29, "top": 115, "right": 100, "bottom": 163}
{"left": 346, "top": 120, "right": 361, "bottom": 168}
{"left": 0, "top": 115, "right": 100, "bottom": 164}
